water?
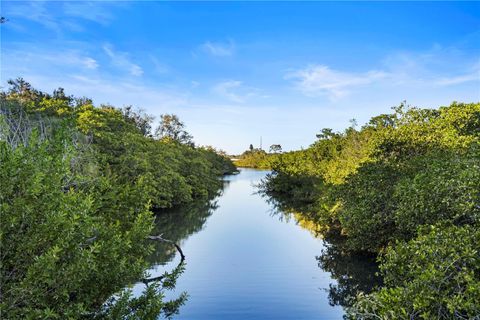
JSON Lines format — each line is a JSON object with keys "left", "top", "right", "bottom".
{"left": 135, "top": 168, "right": 378, "bottom": 319}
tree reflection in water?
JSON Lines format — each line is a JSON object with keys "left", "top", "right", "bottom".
{"left": 148, "top": 180, "right": 229, "bottom": 266}
{"left": 130, "top": 181, "right": 229, "bottom": 318}
{"left": 260, "top": 189, "right": 382, "bottom": 311}
{"left": 316, "top": 232, "right": 382, "bottom": 308}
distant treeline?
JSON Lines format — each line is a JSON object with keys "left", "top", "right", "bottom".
{"left": 233, "top": 149, "right": 273, "bottom": 169}
{"left": 0, "top": 78, "right": 236, "bottom": 318}
{"left": 260, "top": 102, "right": 480, "bottom": 318}
{"left": 233, "top": 143, "right": 283, "bottom": 168}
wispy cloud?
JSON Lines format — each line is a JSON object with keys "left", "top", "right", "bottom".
{"left": 83, "top": 57, "right": 99, "bottom": 70}
{"left": 149, "top": 55, "right": 169, "bottom": 74}
{"left": 66, "top": 75, "right": 187, "bottom": 110}
{"left": 380, "top": 47, "right": 480, "bottom": 87}
{"left": 288, "top": 47, "right": 480, "bottom": 101}
{"left": 2, "top": 46, "right": 99, "bottom": 75}
{"left": 434, "top": 72, "right": 479, "bottom": 86}
{"left": 5, "top": 2, "right": 61, "bottom": 33}
{"left": 62, "top": 2, "right": 115, "bottom": 25}
{"left": 432, "top": 57, "right": 480, "bottom": 87}
{"left": 212, "top": 80, "right": 259, "bottom": 103}
{"left": 201, "top": 40, "right": 235, "bottom": 57}
{"left": 2, "top": 46, "right": 187, "bottom": 112}
{"left": 103, "top": 44, "right": 143, "bottom": 76}
{"left": 286, "top": 65, "right": 387, "bottom": 100}
{"left": 4, "top": 1, "right": 120, "bottom": 34}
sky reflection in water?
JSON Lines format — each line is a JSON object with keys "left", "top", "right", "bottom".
{"left": 136, "top": 168, "right": 377, "bottom": 319}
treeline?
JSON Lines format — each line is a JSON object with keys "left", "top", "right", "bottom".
{"left": 233, "top": 149, "right": 273, "bottom": 168}
{"left": 261, "top": 102, "right": 480, "bottom": 318}
{"left": 233, "top": 143, "right": 283, "bottom": 168}
{"left": 0, "top": 78, "right": 236, "bottom": 318}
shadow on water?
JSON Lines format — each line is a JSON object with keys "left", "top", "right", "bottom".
{"left": 148, "top": 179, "right": 230, "bottom": 266}
{"left": 128, "top": 179, "right": 230, "bottom": 318}
{"left": 259, "top": 184, "right": 383, "bottom": 311}
{"left": 317, "top": 235, "right": 382, "bottom": 309}
{"left": 140, "top": 169, "right": 380, "bottom": 318}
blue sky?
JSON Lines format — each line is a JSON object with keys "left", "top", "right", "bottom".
{"left": 2, "top": 1, "right": 479, "bottom": 153}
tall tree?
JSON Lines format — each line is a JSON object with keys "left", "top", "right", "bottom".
{"left": 269, "top": 144, "right": 282, "bottom": 153}
{"left": 155, "top": 114, "right": 193, "bottom": 145}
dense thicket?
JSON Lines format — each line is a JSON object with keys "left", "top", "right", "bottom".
{"left": 0, "top": 78, "right": 236, "bottom": 318}
{"left": 261, "top": 102, "right": 480, "bottom": 318}
{"left": 233, "top": 148, "right": 274, "bottom": 169}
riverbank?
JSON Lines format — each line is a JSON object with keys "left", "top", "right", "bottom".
{"left": 260, "top": 102, "right": 480, "bottom": 318}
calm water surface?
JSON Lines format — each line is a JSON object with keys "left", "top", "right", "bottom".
{"left": 136, "top": 169, "right": 366, "bottom": 319}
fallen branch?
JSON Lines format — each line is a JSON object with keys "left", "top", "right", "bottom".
{"left": 141, "top": 234, "right": 186, "bottom": 285}
{"left": 147, "top": 234, "right": 185, "bottom": 261}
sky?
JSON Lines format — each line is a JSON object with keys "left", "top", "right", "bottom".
{"left": 1, "top": 1, "right": 479, "bottom": 154}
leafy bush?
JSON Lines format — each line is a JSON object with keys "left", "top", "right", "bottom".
{"left": 262, "top": 101, "right": 480, "bottom": 316}
{"left": 0, "top": 79, "right": 236, "bottom": 318}
{"left": 351, "top": 225, "right": 480, "bottom": 319}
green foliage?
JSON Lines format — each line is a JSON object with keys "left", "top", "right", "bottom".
{"left": 262, "top": 101, "right": 480, "bottom": 317}
{"left": 74, "top": 104, "right": 235, "bottom": 209}
{"left": 1, "top": 79, "right": 236, "bottom": 318}
{"left": 265, "top": 102, "right": 480, "bottom": 250}
{"left": 154, "top": 114, "right": 193, "bottom": 145}
{"left": 393, "top": 148, "right": 480, "bottom": 239}
{"left": 335, "top": 160, "right": 401, "bottom": 252}
{"left": 351, "top": 225, "right": 480, "bottom": 319}
{"left": 98, "top": 265, "right": 188, "bottom": 320}
{"left": 0, "top": 130, "right": 155, "bottom": 318}
{"left": 269, "top": 144, "right": 282, "bottom": 153}
{"left": 233, "top": 148, "right": 277, "bottom": 169}
{"left": 262, "top": 186, "right": 381, "bottom": 310}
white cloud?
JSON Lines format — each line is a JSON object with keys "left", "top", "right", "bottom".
{"left": 3, "top": 1, "right": 120, "bottom": 34}
{"left": 288, "top": 49, "right": 480, "bottom": 100}
{"left": 435, "top": 72, "right": 479, "bottom": 86}
{"left": 83, "top": 57, "right": 98, "bottom": 70}
{"left": 5, "top": 2, "right": 61, "bottom": 32}
{"left": 212, "top": 80, "right": 259, "bottom": 103}
{"left": 201, "top": 40, "right": 235, "bottom": 57}
{"left": 2, "top": 47, "right": 99, "bottom": 73}
{"left": 149, "top": 55, "right": 169, "bottom": 74}
{"left": 432, "top": 60, "right": 480, "bottom": 86}
{"left": 286, "top": 65, "right": 387, "bottom": 100}
{"left": 62, "top": 2, "right": 115, "bottom": 25}
{"left": 381, "top": 48, "right": 480, "bottom": 87}
{"left": 103, "top": 44, "right": 143, "bottom": 76}
{"left": 66, "top": 75, "right": 187, "bottom": 110}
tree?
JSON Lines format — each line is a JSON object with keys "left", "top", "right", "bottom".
{"left": 154, "top": 114, "right": 193, "bottom": 145}
{"left": 5, "top": 78, "right": 43, "bottom": 105}
{"left": 122, "top": 106, "right": 154, "bottom": 136}
{"left": 1, "top": 81, "right": 237, "bottom": 318}
{"left": 249, "top": 144, "right": 254, "bottom": 151}
{"left": 316, "top": 128, "right": 338, "bottom": 140}
{"left": 269, "top": 144, "right": 282, "bottom": 153}
{"left": 262, "top": 101, "right": 480, "bottom": 316}
{"left": 351, "top": 225, "right": 480, "bottom": 319}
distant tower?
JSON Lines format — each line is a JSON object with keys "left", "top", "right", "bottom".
{"left": 260, "top": 136, "right": 263, "bottom": 150}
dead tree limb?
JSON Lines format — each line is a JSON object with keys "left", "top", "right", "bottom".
{"left": 141, "top": 234, "right": 186, "bottom": 285}
{"left": 147, "top": 234, "right": 185, "bottom": 261}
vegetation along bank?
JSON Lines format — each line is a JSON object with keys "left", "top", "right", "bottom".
{"left": 0, "top": 78, "right": 236, "bottom": 319}
{"left": 260, "top": 101, "right": 480, "bottom": 319}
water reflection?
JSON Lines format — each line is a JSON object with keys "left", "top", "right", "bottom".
{"left": 261, "top": 188, "right": 382, "bottom": 311}
{"left": 317, "top": 236, "right": 382, "bottom": 308}
{"left": 133, "top": 182, "right": 228, "bottom": 318}
{"left": 141, "top": 169, "right": 380, "bottom": 319}
{"left": 148, "top": 194, "right": 224, "bottom": 265}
